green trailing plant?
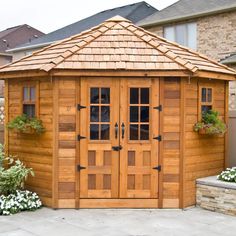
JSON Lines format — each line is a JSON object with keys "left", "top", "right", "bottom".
{"left": 193, "top": 110, "right": 227, "bottom": 135}
{"left": 217, "top": 167, "right": 236, "bottom": 183}
{"left": 7, "top": 114, "right": 45, "bottom": 134}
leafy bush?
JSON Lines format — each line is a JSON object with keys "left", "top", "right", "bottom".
{"left": 217, "top": 167, "right": 236, "bottom": 183}
{"left": 0, "top": 159, "right": 34, "bottom": 196}
{"left": 0, "top": 144, "right": 4, "bottom": 168}
{"left": 0, "top": 144, "right": 34, "bottom": 196}
{"left": 0, "top": 190, "right": 42, "bottom": 215}
{"left": 7, "top": 114, "right": 45, "bottom": 134}
{"left": 193, "top": 110, "right": 227, "bottom": 135}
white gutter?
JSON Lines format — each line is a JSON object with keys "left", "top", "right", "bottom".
{"left": 6, "top": 41, "right": 56, "bottom": 53}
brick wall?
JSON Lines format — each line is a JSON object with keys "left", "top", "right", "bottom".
{"left": 197, "top": 11, "right": 236, "bottom": 61}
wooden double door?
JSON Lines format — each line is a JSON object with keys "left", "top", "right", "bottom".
{"left": 79, "top": 78, "right": 160, "bottom": 207}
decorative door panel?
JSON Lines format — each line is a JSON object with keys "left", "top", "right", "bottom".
{"left": 80, "top": 78, "right": 119, "bottom": 198}
{"left": 79, "top": 77, "right": 159, "bottom": 200}
{"left": 119, "top": 79, "right": 159, "bottom": 199}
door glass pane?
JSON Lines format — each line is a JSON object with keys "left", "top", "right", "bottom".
{"left": 101, "top": 124, "right": 110, "bottom": 140}
{"left": 141, "top": 106, "right": 149, "bottom": 122}
{"left": 130, "top": 106, "right": 139, "bottom": 122}
{"left": 90, "top": 88, "right": 99, "bottom": 104}
{"left": 101, "top": 88, "right": 110, "bottom": 104}
{"left": 90, "top": 124, "right": 99, "bottom": 140}
{"left": 130, "top": 125, "right": 138, "bottom": 140}
{"left": 101, "top": 106, "right": 110, "bottom": 122}
{"left": 130, "top": 88, "right": 139, "bottom": 104}
{"left": 23, "top": 87, "right": 30, "bottom": 101}
{"left": 30, "top": 87, "right": 35, "bottom": 101}
{"left": 90, "top": 106, "right": 99, "bottom": 122}
{"left": 140, "top": 125, "right": 149, "bottom": 140}
{"left": 141, "top": 88, "right": 149, "bottom": 104}
{"left": 201, "top": 88, "right": 207, "bottom": 102}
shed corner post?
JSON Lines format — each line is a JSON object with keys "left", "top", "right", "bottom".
{"left": 179, "top": 77, "right": 186, "bottom": 209}
{"left": 52, "top": 76, "right": 59, "bottom": 209}
{"left": 4, "top": 79, "right": 9, "bottom": 155}
{"left": 224, "top": 80, "right": 229, "bottom": 168}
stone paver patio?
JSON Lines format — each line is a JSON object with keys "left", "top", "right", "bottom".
{"left": 0, "top": 207, "right": 235, "bottom": 236}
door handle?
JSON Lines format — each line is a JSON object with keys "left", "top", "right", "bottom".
{"left": 115, "top": 122, "right": 118, "bottom": 139}
{"left": 121, "top": 122, "right": 125, "bottom": 139}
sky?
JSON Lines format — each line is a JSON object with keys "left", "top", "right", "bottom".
{"left": 0, "top": 0, "right": 178, "bottom": 33}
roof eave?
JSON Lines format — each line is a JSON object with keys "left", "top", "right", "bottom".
{"left": 0, "top": 70, "right": 49, "bottom": 79}
{"left": 194, "top": 70, "right": 236, "bottom": 81}
{"left": 139, "top": 6, "right": 236, "bottom": 28}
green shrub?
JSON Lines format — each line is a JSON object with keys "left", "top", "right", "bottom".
{"left": 0, "top": 145, "right": 34, "bottom": 196}
{"left": 0, "top": 144, "right": 4, "bottom": 168}
{"left": 7, "top": 114, "right": 45, "bottom": 134}
{"left": 217, "top": 167, "right": 236, "bottom": 183}
{"left": 193, "top": 110, "right": 227, "bottom": 135}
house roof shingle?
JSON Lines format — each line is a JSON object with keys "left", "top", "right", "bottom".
{"left": 0, "top": 15, "right": 235, "bottom": 79}
{"left": 138, "top": 0, "right": 236, "bottom": 27}
{"left": 9, "top": 1, "right": 157, "bottom": 52}
{"left": 0, "top": 24, "right": 44, "bottom": 53}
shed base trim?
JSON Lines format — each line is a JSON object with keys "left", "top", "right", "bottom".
{"left": 79, "top": 199, "right": 159, "bottom": 208}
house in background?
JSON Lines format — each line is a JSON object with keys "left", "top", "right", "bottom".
{"left": 0, "top": 24, "right": 44, "bottom": 67}
{"left": 138, "top": 0, "right": 236, "bottom": 167}
{"left": 0, "top": 24, "right": 44, "bottom": 97}
{"left": 8, "top": 1, "right": 157, "bottom": 61}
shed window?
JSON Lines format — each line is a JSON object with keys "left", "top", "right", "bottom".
{"left": 22, "top": 86, "right": 36, "bottom": 118}
{"left": 200, "top": 87, "right": 213, "bottom": 116}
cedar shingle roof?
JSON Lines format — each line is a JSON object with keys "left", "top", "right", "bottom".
{"left": 0, "top": 16, "right": 235, "bottom": 77}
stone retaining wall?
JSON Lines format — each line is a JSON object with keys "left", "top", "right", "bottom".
{"left": 196, "top": 176, "right": 236, "bottom": 216}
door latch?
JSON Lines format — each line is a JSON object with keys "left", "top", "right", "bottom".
{"left": 77, "top": 165, "right": 86, "bottom": 171}
{"left": 153, "top": 165, "right": 161, "bottom": 171}
{"left": 112, "top": 145, "right": 122, "bottom": 151}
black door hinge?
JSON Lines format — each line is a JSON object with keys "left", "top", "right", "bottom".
{"left": 112, "top": 145, "right": 122, "bottom": 151}
{"left": 77, "top": 104, "right": 86, "bottom": 111}
{"left": 154, "top": 135, "right": 162, "bottom": 141}
{"left": 154, "top": 105, "right": 162, "bottom": 111}
{"left": 77, "top": 165, "right": 86, "bottom": 171}
{"left": 153, "top": 165, "right": 161, "bottom": 172}
{"left": 77, "top": 135, "right": 86, "bottom": 141}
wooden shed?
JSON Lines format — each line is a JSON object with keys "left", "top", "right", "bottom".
{"left": 0, "top": 16, "right": 235, "bottom": 209}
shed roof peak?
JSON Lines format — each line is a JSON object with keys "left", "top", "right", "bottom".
{"left": 105, "top": 15, "right": 131, "bottom": 22}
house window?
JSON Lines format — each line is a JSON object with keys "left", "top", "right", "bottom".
{"left": 164, "top": 22, "right": 197, "bottom": 50}
{"left": 22, "top": 86, "right": 36, "bottom": 118}
{"left": 200, "top": 87, "right": 213, "bottom": 116}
